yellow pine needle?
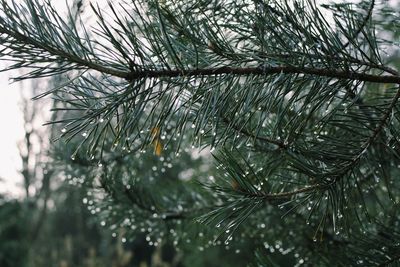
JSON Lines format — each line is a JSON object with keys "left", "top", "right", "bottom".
{"left": 151, "top": 126, "right": 163, "bottom": 156}
{"left": 154, "top": 139, "right": 163, "bottom": 156}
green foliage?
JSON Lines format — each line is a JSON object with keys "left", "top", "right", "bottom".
{"left": 2, "top": 0, "right": 400, "bottom": 266}
{"left": 0, "top": 198, "right": 29, "bottom": 267}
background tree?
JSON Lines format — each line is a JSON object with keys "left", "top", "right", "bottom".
{"left": 1, "top": 0, "right": 400, "bottom": 266}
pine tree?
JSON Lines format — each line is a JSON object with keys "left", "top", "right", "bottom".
{"left": 1, "top": 0, "right": 400, "bottom": 265}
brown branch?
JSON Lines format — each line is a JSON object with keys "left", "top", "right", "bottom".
{"left": 256, "top": 51, "right": 399, "bottom": 76}
{"left": 1, "top": 25, "right": 400, "bottom": 85}
{"left": 123, "top": 66, "right": 400, "bottom": 84}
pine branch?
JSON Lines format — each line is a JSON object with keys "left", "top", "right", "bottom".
{"left": 257, "top": 51, "right": 399, "bottom": 75}
{"left": 270, "top": 87, "right": 400, "bottom": 205}
{"left": 336, "top": 86, "right": 400, "bottom": 175}
{"left": 122, "top": 66, "right": 400, "bottom": 84}
{"left": 0, "top": 23, "right": 123, "bottom": 77}
{"left": 1, "top": 17, "right": 399, "bottom": 84}
{"left": 3, "top": 0, "right": 400, "bottom": 264}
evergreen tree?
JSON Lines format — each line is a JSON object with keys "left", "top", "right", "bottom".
{"left": 1, "top": 0, "right": 400, "bottom": 265}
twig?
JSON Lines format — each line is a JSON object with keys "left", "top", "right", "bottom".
{"left": 123, "top": 66, "right": 400, "bottom": 84}
{"left": 1, "top": 26, "right": 400, "bottom": 85}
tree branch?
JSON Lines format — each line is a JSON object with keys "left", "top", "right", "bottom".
{"left": 235, "top": 83, "right": 400, "bottom": 202}
{"left": 338, "top": 86, "right": 400, "bottom": 174}
{"left": 123, "top": 66, "right": 400, "bottom": 84}
{"left": 256, "top": 51, "right": 399, "bottom": 76}
{"left": 1, "top": 25, "right": 400, "bottom": 85}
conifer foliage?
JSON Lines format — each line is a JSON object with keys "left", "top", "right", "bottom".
{"left": 1, "top": 0, "right": 400, "bottom": 265}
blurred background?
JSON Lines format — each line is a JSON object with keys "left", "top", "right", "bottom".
{"left": 0, "top": 0, "right": 399, "bottom": 267}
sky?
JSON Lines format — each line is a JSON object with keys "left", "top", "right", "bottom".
{"left": 0, "top": 72, "right": 24, "bottom": 196}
